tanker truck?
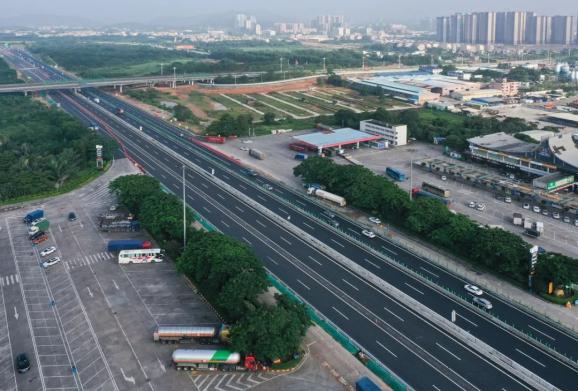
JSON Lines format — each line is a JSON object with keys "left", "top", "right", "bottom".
{"left": 307, "top": 187, "right": 346, "bottom": 207}
{"left": 153, "top": 325, "right": 229, "bottom": 344}
{"left": 171, "top": 349, "right": 258, "bottom": 371}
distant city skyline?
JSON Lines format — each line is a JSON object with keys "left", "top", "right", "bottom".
{"left": 1, "top": 0, "right": 578, "bottom": 27}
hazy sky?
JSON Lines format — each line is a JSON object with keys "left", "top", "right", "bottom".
{"left": 2, "top": 0, "right": 578, "bottom": 25}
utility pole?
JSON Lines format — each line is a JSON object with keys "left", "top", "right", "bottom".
{"left": 173, "top": 66, "right": 176, "bottom": 88}
{"left": 182, "top": 165, "right": 187, "bottom": 248}
{"left": 160, "top": 63, "right": 164, "bottom": 76}
{"left": 362, "top": 53, "right": 365, "bottom": 71}
{"left": 409, "top": 159, "right": 413, "bottom": 201}
{"left": 280, "top": 57, "right": 283, "bottom": 74}
{"left": 323, "top": 57, "right": 326, "bottom": 73}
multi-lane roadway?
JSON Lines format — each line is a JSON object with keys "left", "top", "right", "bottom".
{"left": 3, "top": 48, "right": 578, "bottom": 390}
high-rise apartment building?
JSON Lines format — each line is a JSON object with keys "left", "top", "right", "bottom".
{"left": 551, "top": 15, "right": 576, "bottom": 44}
{"left": 312, "top": 15, "right": 346, "bottom": 36}
{"left": 437, "top": 11, "right": 575, "bottom": 45}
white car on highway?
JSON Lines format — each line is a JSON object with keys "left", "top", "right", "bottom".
{"left": 362, "top": 230, "right": 376, "bottom": 239}
{"left": 42, "top": 257, "right": 61, "bottom": 269}
{"left": 40, "top": 246, "right": 56, "bottom": 257}
{"left": 368, "top": 216, "right": 381, "bottom": 224}
{"left": 464, "top": 284, "right": 483, "bottom": 296}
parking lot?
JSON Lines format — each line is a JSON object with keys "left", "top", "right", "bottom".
{"left": 0, "top": 157, "right": 345, "bottom": 391}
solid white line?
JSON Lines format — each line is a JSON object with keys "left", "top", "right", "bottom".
{"left": 330, "top": 238, "right": 345, "bottom": 248}
{"left": 527, "top": 325, "right": 556, "bottom": 341}
{"left": 515, "top": 348, "right": 546, "bottom": 367}
{"left": 436, "top": 342, "right": 462, "bottom": 361}
{"left": 376, "top": 340, "right": 398, "bottom": 358}
{"left": 457, "top": 313, "right": 479, "bottom": 328}
{"left": 341, "top": 279, "right": 359, "bottom": 291}
{"left": 266, "top": 256, "right": 279, "bottom": 266}
{"left": 383, "top": 306, "right": 405, "bottom": 323}
{"left": 420, "top": 266, "right": 440, "bottom": 278}
{"left": 332, "top": 306, "right": 349, "bottom": 320}
{"left": 279, "top": 237, "right": 292, "bottom": 246}
{"left": 363, "top": 258, "right": 381, "bottom": 269}
{"left": 297, "top": 279, "right": 311, "bottom": 290}
{"left": 302, "top": 222, "right": 315, "bottom": 230}
{"left": 307, "top": 256, "right": 322, "bottom": 266}
{"left": 220, "top": 220, "right": 230, "bottom": 228}
{"left": 404, "top": 282, "right": 424, "bottom": 295}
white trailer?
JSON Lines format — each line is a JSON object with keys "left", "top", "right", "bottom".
{"left": 307, "top": 187, "right": 346, "bottom": 207}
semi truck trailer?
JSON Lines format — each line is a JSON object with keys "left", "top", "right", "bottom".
{"left": 307, "top": 187, "right": 346, "bottom": 207}
{"left": 171, "top": 349, "right": 258, "bottom": 371}
{"left": 107, "top": 239, "right": 152, "bottom": 252}
{"left": 153, "top": 325, "right": 229, "bottom": 344}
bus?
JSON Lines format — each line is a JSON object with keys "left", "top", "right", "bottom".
{"left": 118, "top": 248, "right": 164, "bottom": 264}
{"left": 421, "top": 182, "right": 451, "bottom": 198}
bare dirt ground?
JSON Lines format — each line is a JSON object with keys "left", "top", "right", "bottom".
{"left": 156, "top": 87, "right": 210, "bottom": 120}
{"left": 186, "top": 78, "right": 319, "bottom": 95}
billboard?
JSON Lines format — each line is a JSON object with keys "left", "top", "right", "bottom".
{"left": 546, "top": 175, "right": 574, "bottom": 191}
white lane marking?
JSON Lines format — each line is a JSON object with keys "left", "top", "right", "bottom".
{"left": 242, "top": 237, "right": 252, "bottom": 245}
{"left": 217, "top": 193, "right": 225, "bottom": 200}
{"left": 257, "top": 195, "right": 267, "bottom": 202}
{"left": 376, "top": 340, "right": 398, "bottom": 358}
{"left": 381, "top": 246, "right": 398, "bottom": 256}
{"left": 255, "top": 220, "right": 267, "bottom": 228}
{"left": 363, "top": 258, "right": 381, "bottom": 269}
{"left": 404, "top": 283, "right": 424, "bottom": 295}
{"left": 332, "top": 306, "right": 349, "bottom": 320}
{"left": 347, "top": 228, "right": 358, "bottom": 233}
{"left": 120, "top": 367, "right": 136, "bottom": 384}
{"left": 158, "top": 358, "right": 166, "bottom": 373}
{"left": 266, "top": 256, "right": 279, "bottom": 266}
{"left": 330, "top": 238, "right": 345, "bottom": 248}
{"left": 341, "top": 279, "right": 359, "bottom": 291}
{"left": 201, "top": 183, "right": 209, "bottom": 189}
{"left": 278, "top": 207, "right": 289, "bottom": 214}
{"left": 432, "top": 385, "right": 441, "bottom": 391}
{"left": 202, "top": 207, "right": 211, "bottom": 214}
{"left": 515, "top": 349, "right": 546, "bottom": 367}
{"left": 87, "top": 287, "right": 93, "bottom": 298}
{"left": 420, "top": 266, "right": 440, "bottom": 278}
{"left": 220, "top": 220, "right": 230, "bottom": 228}
{"left": 234, "top": 206, "right": 244, "bottom": 213}
{"left": 302, "top": 222, "right": 315, "bottom": 230}
{"left": 527, "top": 325, "right": 556, "bottom": 341}
{"left": 436, "top": 342, "right": 462, "bottom": 361}
{"left": 239, "top": 184, "right": 247, "bottom": 190}
{"left": 160, "top": 174, "right": 167, "bottom": 180}
{"left": 279, "top": 237, "right": 292, "bottom": 246}
{"left": 307, "top": 256, "right": 322, "bottom": 266}
{"left": 457, "top": 313, "right": 478, "bottom": 328}
{"left": 297, "top": 279, "right": 311, "bottom": 290}
{"left": 383, "top": 306, "right": 405, "bottom": 323}
{"left": 222, "top": 174, "right": 230, "bottom": 180}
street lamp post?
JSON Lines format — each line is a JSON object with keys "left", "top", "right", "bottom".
{"left": 160, "top": 63, "right": 163, "bottom": 76}
{"left": 280, "top": 57, "right": 283, "bottom": 74}
{"left": 173, "top": 66, "right": 176, "bottom": 88}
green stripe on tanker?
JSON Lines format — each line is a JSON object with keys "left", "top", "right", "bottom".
{"left": 212, "top": 350, "right": 237, "bottom": 362}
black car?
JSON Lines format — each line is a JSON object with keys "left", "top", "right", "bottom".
{"left": 68, "top": 212, "right": 77, "bottom": 221}
{"left": 29, "top": 231, "right": 44, "bottom": 241}
{"left": 16, "top": 353, "right": 30, "bottom": 373}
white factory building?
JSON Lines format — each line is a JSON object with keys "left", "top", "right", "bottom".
{"left": 359, "top": 120, "right": 408, "bottom": 146}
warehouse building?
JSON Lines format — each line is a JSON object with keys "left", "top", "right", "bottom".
{"left": 359, "top": 120, "right": 408, "bottom": 146}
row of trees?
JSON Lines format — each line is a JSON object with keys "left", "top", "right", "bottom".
{"left": 109, "top": 175, "right": 310, "bottom": 362}
{"left": 293, "top": 157, "right": 577, "bottom": 289}
{"left": 206, "top": 113, "right": 254, "bottom": 136}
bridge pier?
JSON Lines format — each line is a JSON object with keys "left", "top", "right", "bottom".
{"left": 23, "top": 91, "right": 28, "bottom": 96}
{"left": 119, "top": 84, "right": 123, "bottom": 94}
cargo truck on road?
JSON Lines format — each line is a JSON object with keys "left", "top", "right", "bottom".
{"left": 172, "top": 349, "right": 258, "bottom": 372}
{"left": 153, "top": 325, "right": 229, "bottom": 344}
{"left": 307, "top": 187, "right": 346, "bottom": 207}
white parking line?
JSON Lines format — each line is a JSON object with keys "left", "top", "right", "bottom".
{"left": 515, "top": 348, "right": 546, "bottom": 367}
{"left": 278, "top": 207, "right": 289, "bottom": 214}
{"left": 216, "top": 194, "right": 225, "bottom": 200}
{"left": 376, "top": 340, "right": 398, "bottom": 357}
{"left": 332, "top": 306, "right": 349, "bottom": 320}
{"left": 404, "top": 283, "right": 424, "bottom": 295}
{"left": 202, "top": 207, "right": 211, "bottom": 214}
{"left": 436, "top": 342, "right": 461, "bottom": 361}
{"left": 296, "top": 279, "right": 311, "bottom": 290}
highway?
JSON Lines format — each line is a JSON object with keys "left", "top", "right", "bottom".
{"left": 3, "top": 48, "right": 578, "bottom": 390}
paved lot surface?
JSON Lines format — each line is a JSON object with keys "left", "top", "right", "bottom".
{"left": 0, "top": 157, "right": 346, "bottom": 391}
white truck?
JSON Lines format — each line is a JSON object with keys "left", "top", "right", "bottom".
{"left": 513, "top": 213, "right": 523, "bottom": 226}
{"left": 307, "top": 187, "right": 346, "bottom": 207}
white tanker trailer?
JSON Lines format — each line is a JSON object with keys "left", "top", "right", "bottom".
{"left": 171, "top": 349, "right": 258, "bottom": 371}
{"left": 153, "top": 325, "right": 229, "bottom": 344}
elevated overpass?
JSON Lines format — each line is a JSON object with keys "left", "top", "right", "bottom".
{"left": 0, "top": 73, "right": 266, "bottom": 94}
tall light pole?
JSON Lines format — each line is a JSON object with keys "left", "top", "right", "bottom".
{"left": 173, "top": 66, "right": 176, "bottom": 88}
{"left": 160, "top": 63, "right": 164, "bottom": 76}
{"left": 182, "top": 165, "right": 187, "bottom": 248}
{"left": 409, "top": 159, "right": 413, "bottom": 201}
{"left": 323, "top": 57, "right": 326, "bottom": 73}
{"left": 280, "top": 57, "right": 283, "bottom": 74}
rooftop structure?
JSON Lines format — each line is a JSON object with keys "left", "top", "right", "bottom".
{"left": 292, "top": 128, "right": 381, "bottom": 152}
{"left": 468, "top": 132, "right": 538, "bottom": 155}
{"left": 546, "top": 112, "right": 578, "bottom": 128}
{"left": 547, "top": 133, "right": 578, "bottom": 172}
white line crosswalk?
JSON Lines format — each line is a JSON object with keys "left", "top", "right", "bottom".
{"left": 64, "top": 252, "right": 114, "bottom": 270}
{"left": 0, "top": 274, "right": 19, "bottom": 287}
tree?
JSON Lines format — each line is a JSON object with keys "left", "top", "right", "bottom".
{"left": 139, "top": 191, "right": 194, "bottom": 243}
{"left": 263, "top": 112, "right": 276, "bottom": 125}
{"left": 230, "top": 295, "right": 310, "bottom": 362}
{"left": 326, "top": 73, "right": 343, "bottom": 87}
{"left": 173, "top": 104, "right": 198, "bottom": 123}
{"left": 109, "top": 175, "right": 162, "bottom": 216}
{"left": 534, "top": 253, "right": 578, "bottom": 291}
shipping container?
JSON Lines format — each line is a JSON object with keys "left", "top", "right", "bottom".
{"left": 107, "top": 240, "right": 152, "bottom": 252}
{"left": 249, "top": 149, "right": 265, "bottom": 160}
{"left": 204, "top": 136, "right": 226, "bottom": 144}
{"left": 294, "top": 153, "right": 308, "bottom": 160}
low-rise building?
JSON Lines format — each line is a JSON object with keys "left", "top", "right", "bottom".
{"left": 359, "top": 120, "right": 408, "bottom": 146}
{"left": 489, "top": 78, "right": 519, "bottom": 97}
{"left": 451, "top": 89, "right": 502, "bottom": 101}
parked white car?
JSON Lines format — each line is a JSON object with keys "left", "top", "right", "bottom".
{"left": 476, "top": 203, "right": 486, "bottom": 211}
{"left": 42, "top": 257, "right": 61, "bottom": 269}
{"left": 464, "top": 284, "right": 483, "bottom": 296}
{"left": 40, "top": 246, "right": 56, "bottom": 257}
{"left": 533, "top": 206, "right": 541, "bottom": 213}
{"left": 523, "top": 203, "right": 530, "bottom": 210}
